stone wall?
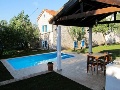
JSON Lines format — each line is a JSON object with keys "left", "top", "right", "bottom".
{"left": 85, "top": 27, "right": 120, "bottom": 46}
{"left": 40, "top": 26, "right": 120, "bottom": 50}
{"left": 85, "top": 31, "right": 105, "bottom": 46}
{"left": 52, "top": 25, "right": 74, "bottom": 50}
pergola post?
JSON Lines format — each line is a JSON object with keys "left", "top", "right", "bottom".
{"left": 57, "top": 25, "right": 62, "bottom": 71}
{"left": 89, "top": 27, "right": 92, "bottom": 54}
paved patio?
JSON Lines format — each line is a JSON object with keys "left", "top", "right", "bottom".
{"left": 56, "top": 53, "right": 105, "bottom": 90}
{"left": 1, "top": 52, "right": 105, "bottom": 90}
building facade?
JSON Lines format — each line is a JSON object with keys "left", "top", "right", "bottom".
{"left": 37, "top": 9, "right": 120, "bottom": 50}
{"left": 37, "top": 9, "right": 74, "bottom": 50}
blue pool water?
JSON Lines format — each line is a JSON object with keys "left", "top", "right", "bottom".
{"left": 7, "top": 52, "right": 74, "bottom": 70}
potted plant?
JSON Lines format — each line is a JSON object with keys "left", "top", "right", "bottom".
{"left": 47, "top": 62, "right": 53, "bottom": 71}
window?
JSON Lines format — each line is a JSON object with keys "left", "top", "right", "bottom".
{"left": 42, "top": 25, "right": 47, "bottom": 32}
{"left": 42, "top": 40, "right": 48, "bottom": 49}
{"left": 44, "top": 25, "right": 47, "bottom": 32}
{"left": 42, "top": 41, "right": 44, "bottom": 47}
{"left": 44, "top": 14, "right": 45, "bottom": 18}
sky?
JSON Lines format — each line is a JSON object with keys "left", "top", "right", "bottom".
{"left": 0, "top": 0, "right": 68, "bottom": 24}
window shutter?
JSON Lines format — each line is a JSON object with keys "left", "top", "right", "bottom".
{"left": 46, "top": 25, "right": 47, "bottom": 32}
{"left": 42, "top": 25, "right": 44, "bottom": 32}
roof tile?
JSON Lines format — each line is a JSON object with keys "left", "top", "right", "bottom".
{"left": 37, "top": 9, "right": 57, "bottom": 21}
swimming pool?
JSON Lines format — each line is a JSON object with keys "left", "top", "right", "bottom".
{"left": 7, "top": 52, "right": 74, "bottom": 70}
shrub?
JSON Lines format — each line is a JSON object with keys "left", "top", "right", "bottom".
{"left": 77, "top": 48, "right": 85, "bottom": 54}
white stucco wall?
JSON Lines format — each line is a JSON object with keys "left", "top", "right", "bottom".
{"left": 37, "top": 11, "right": 53, "bottom": 34}
{"left": 37, "top": 11, "right": 54, "bottom": 49}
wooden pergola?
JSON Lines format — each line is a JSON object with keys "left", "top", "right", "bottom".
{"left": 50, "top": 0, "right": 120, "bottom": 26}
{"left": 49, "top": 0, "right": 120, "bottom": 70}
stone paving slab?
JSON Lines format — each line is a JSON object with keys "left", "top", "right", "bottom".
{"left": 56, "top": 53, "right": 105, "bottom": 90}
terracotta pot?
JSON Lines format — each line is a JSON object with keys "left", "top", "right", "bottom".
{"left": 47, "top": 62, "right": 53, "bottom": 71}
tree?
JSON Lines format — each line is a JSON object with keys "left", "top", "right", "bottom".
{"left": 0, "top": 40, "right": 3, "bottom": 55}
{"left": 8, "top": 11, "right": 40, "bottom": 49}
{"left": 93, "top": 13, "right": 120, "bottom": 45}
{"left": 93, "top": 22, "right": 108, "bottom": 45}
{"left": 114, "top": 13, "right": 120, "bottom": 36}
{"left": 0, "top": 26, "right": 17, "bottom": 49}
{"left": 0, "top": 11, "right": 40, "bottom": 50}
{"left": 69, "top": 26, "right": 85, "bottom": 41}
{"left": 69, "top": 26, "right": 85, "bottom": 50}
{"left": 0, "top": 20, "right": 8, "bottom": 31}
{"left": 0, "top": 20, "right": 8, "bottom": 26}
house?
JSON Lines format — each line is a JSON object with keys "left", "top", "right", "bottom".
{"left": 37, "top": 9, "right": 120, "bottom": 50}
{"left": 37, "top": 9, "right": 74, "bottom": 50}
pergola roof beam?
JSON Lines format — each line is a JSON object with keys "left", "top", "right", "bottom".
{"left": 92, "top": 0, "right": 120, "bottom": 7}
{"left": 114, "top": 12, "right": 117, "bottom": 21}
{"left": 57, "top": 7, "right": 120, "bottom": 21}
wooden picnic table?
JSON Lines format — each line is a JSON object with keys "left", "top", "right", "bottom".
{"left": 87, "top": 53, "right": 109, "bottom": 75}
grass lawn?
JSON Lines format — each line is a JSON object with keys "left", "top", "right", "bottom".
{"left": 0, "top": 71, "right": 91, "bottom": 90}
{"left": 0, "top": 49, "right": 55, "bottom": 59}
{"left": 86, "top": 44, "right": 120, "bottom": 53}
{"left": 74, "top": 44, "right": 120, "bottom": 60}
{"left": 0, "top": 61, "right": 13, "bottom": 82}
{"left": 86, "top": 44, "right": 120, "bottom": 60}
